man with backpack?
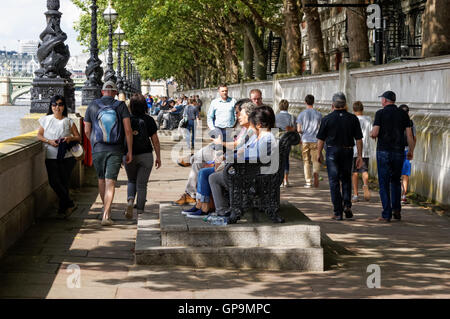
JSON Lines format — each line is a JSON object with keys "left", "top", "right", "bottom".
{"left": 84, "top": 81, "right": 133, "bottom": 226}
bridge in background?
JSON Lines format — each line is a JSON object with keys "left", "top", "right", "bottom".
{"left": 0, "top": 76, "right": 85, "bottom": 105}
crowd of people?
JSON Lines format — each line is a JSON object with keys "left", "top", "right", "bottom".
{"left": 37, "top": 81, "right": 416, "bottom": 225}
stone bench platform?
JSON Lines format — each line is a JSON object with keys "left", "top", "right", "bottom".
{"left": 135, "top": 202, "right": 324, "bottom": 272}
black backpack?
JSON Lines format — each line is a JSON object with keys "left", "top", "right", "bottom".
{"left": 129, "top": 115, "right": 152, "bottom": 154}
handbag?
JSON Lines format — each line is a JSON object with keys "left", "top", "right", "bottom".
{"left": 70, "top": 143, "right": 85, "bottom": 161}
{"left": 179, "top": 117, "right": 188, "bottom": 129}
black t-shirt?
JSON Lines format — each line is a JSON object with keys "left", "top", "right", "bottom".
{"left": 133, "top": 114, "right": 158, "bottom": 154}
{"left": 316, "top": 109, "right": 363, "bottom": 147}
{"left": 373, "top": 104, "right": 412, "bottom": 152}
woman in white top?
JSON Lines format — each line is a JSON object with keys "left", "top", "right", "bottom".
{"left": 37, "top": 95, "right": 81, "bottom": 218}
{"left": 275, "top": 99, "right": 296, "bottom": 187}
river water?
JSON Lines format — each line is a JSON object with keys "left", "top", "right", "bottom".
{"left": 0, "top": 93, "right": 82, "bottom": 142}
{"left": 0, "top": 100, "right": 31, "bottom": 142}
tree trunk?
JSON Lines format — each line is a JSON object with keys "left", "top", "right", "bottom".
{"left": 283, "top": 0, "right": 302, "bottom": 74}
{"left": 228, "top": 35, "right": 240, "bottom": 83}
{"left": 421, "top": 0, "right": 450, "bottom": 57}
{"left": 244, "top": 22, "right": 267, "bottom": 80}
{"left": 346, "top": 0, "right": 370, "bottom": 62}
{"left": 243, "top": 33, "right": 254, "bottom": 79}
{"left": 302, "top": 0, "right": 328, "bottom": 74}
{"left": 277, "top": 38, "right": 288, "bottom": 74}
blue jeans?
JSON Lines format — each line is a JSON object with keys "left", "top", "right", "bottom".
{"left": 325, "top": 146, "right": 353, "bottom": 216}
{"left": 151, "top": 107, "right": 160, "bottom": 116}
{"left": 186, "top": 120, "right": 195, "bottom": 148}
{"left": 376, "top": 150, "right": 404, "bottom": 220}
{"left": 196, "top": 167, "right": 215, "bottom": 203}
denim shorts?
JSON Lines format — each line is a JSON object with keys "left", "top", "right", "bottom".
{"left": 92, "top": 151, "right": 123, "bottom": 180}
{"left": 402, "top": 150, "right": 411, "bottom": 176}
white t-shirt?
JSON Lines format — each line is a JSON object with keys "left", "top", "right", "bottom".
{"left": 38, "top": 115, "right": 74, "bottom": 159}
{"left": 353, "top": 115, "right": 372, "bottom": 158}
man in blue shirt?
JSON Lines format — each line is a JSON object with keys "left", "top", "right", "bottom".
{"left": 207, "top": 84, "right": 236, "bottom": 142}
{"left": 297, "top": 94, "right": 323, "bottom": 188}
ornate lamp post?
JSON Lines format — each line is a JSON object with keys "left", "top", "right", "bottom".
{"left": 82, "top": 0, "right": 104, "bottom": 106}
{"left": 121, "top": 40, "right": 129, "bottom": 96}
{"left": 114, "top": 23, "right": 124, "bottom": 92}
{"left": 31, "top": 0, "right": 75, "bottom": 113}
{"left": 102, "top": 1, "right": 118, "bottom": 83}
{"left": 128, "top": 55, "right": 133, "bottom": 92}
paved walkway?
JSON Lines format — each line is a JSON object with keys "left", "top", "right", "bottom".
{"left": 0, "top": 134, "right": 449, "bottom": 299}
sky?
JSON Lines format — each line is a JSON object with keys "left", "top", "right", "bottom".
{"left": 0, "top": 0, "right": 84, "bottom": 55}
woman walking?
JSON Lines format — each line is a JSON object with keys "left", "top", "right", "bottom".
{"left": 275, "top": 99, "right": 296, "bottom": 187}
{"left": 37, "top": 95, "right": 81, "bottom": 218}
{"left": 124, "top": 93, "right": 162, "bottom": 218}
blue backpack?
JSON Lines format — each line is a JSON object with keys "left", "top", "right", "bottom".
{"left": 92, "top": 99, "right": 123, "bottom": 145}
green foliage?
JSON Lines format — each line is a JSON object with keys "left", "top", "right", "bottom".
{"left": 71, "top": 0, "right": 286, "bottom": 87}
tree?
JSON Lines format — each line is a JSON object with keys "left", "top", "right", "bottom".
{"left": 238, "top": 0, "right": 303, "bottom": 76}
{"left": 301, "top": 0, "right": 328, "bottom": 74}
{"left": 345, "top": 0, "right": 370, "bottom": 62}
{"left": 72, "top": 0, "right": 243, "bottom": 88}
{"left": 283, "top": 0, "right": 303, "bottom": 74}
{"left": 421, "top": 0, "right": 450, "bottom": 57}
{"left": 243, "top": 33, "right": 254, "bottom": 79}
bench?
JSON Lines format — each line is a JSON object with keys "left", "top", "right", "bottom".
{"left": 223, "top": 131, "right": 301, "bottom": 224}
{"left": 167, "top": 112, "right": 183, "bottom": 130}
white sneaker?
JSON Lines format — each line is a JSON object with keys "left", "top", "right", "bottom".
{"left": 352, "top": 195, "right": 359, "bottom": 203}
{"left": 304, "top": 183, "right": 312, "bottom": 188}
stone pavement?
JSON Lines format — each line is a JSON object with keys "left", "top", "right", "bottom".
{"left": 0, "top": 134, "right": 449, "bottom": 299}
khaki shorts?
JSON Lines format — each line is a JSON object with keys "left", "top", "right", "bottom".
{"left": 92, "top": 151, "right": 123, "bottom": 180}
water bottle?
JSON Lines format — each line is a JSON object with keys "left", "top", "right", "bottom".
{"left": 211, "top": 216, "right": 227, "bottom": 226}
{"left": 203, "top": 215, "right": 227, "bottom": 225}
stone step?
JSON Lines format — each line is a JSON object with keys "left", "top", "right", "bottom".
{"left": 135, "top": 245, "right": 323, "bottom": 272}
{"left": 134, "top": 202, "right": 324, "bottom": 271}
{"left": 160, "top": 203, "right": 322, "bottom": 248}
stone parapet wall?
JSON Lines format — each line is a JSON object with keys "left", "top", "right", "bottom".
{"left": 0, "top": 122, "right": 89, "bottom": 258}
{"left": 0, "top": 132, "right": 57, "bottom": 258}
{"left": 178, "top": 55, "right": 450, "bottom": 205}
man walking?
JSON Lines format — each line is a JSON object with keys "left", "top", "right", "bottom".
{"left": 84, "top": 81, "right": 133, "bottom": 226}
{"left": 370, "top": 91, "right": 415, "bottom": 222}
{"left": 297, "top": 94, "right": 323, "bottom": 188}
{"left": 207, "top": 84, "right": 237, "bottom": 142}
{"left": 351, "top": 101, "right": 372, "bottom": 202}
{"left": 317, "top": 92, "right": 363, "bottom": 221}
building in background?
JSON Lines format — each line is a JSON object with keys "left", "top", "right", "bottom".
{"left": 300, "top": 0, "right": 427, "bottom": 72}
{"left": 0, "top": 50, "right": 38, "bottom": 77}
{"left": 18, "top": 40, "right": 39, "bottom": 56}
{"left": 67, "top": 52, "right": 89, "bottom": 79}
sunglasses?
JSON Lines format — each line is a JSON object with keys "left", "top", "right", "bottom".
{"left": 52, "top": 102, "right": 64, "bottom": 107}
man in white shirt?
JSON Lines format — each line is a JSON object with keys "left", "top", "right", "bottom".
{"left": 207, "top": 84, "right": 237, "bottom": 142}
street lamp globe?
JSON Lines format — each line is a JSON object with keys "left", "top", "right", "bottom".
{"left": 103, "top": 4, "right": 118, "bottom": 23}
{"left": 114, "top": 24, "right": 124, "bottom": 38}
{"left": 121, "top": 40, "right": 129, "bottom": 50}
